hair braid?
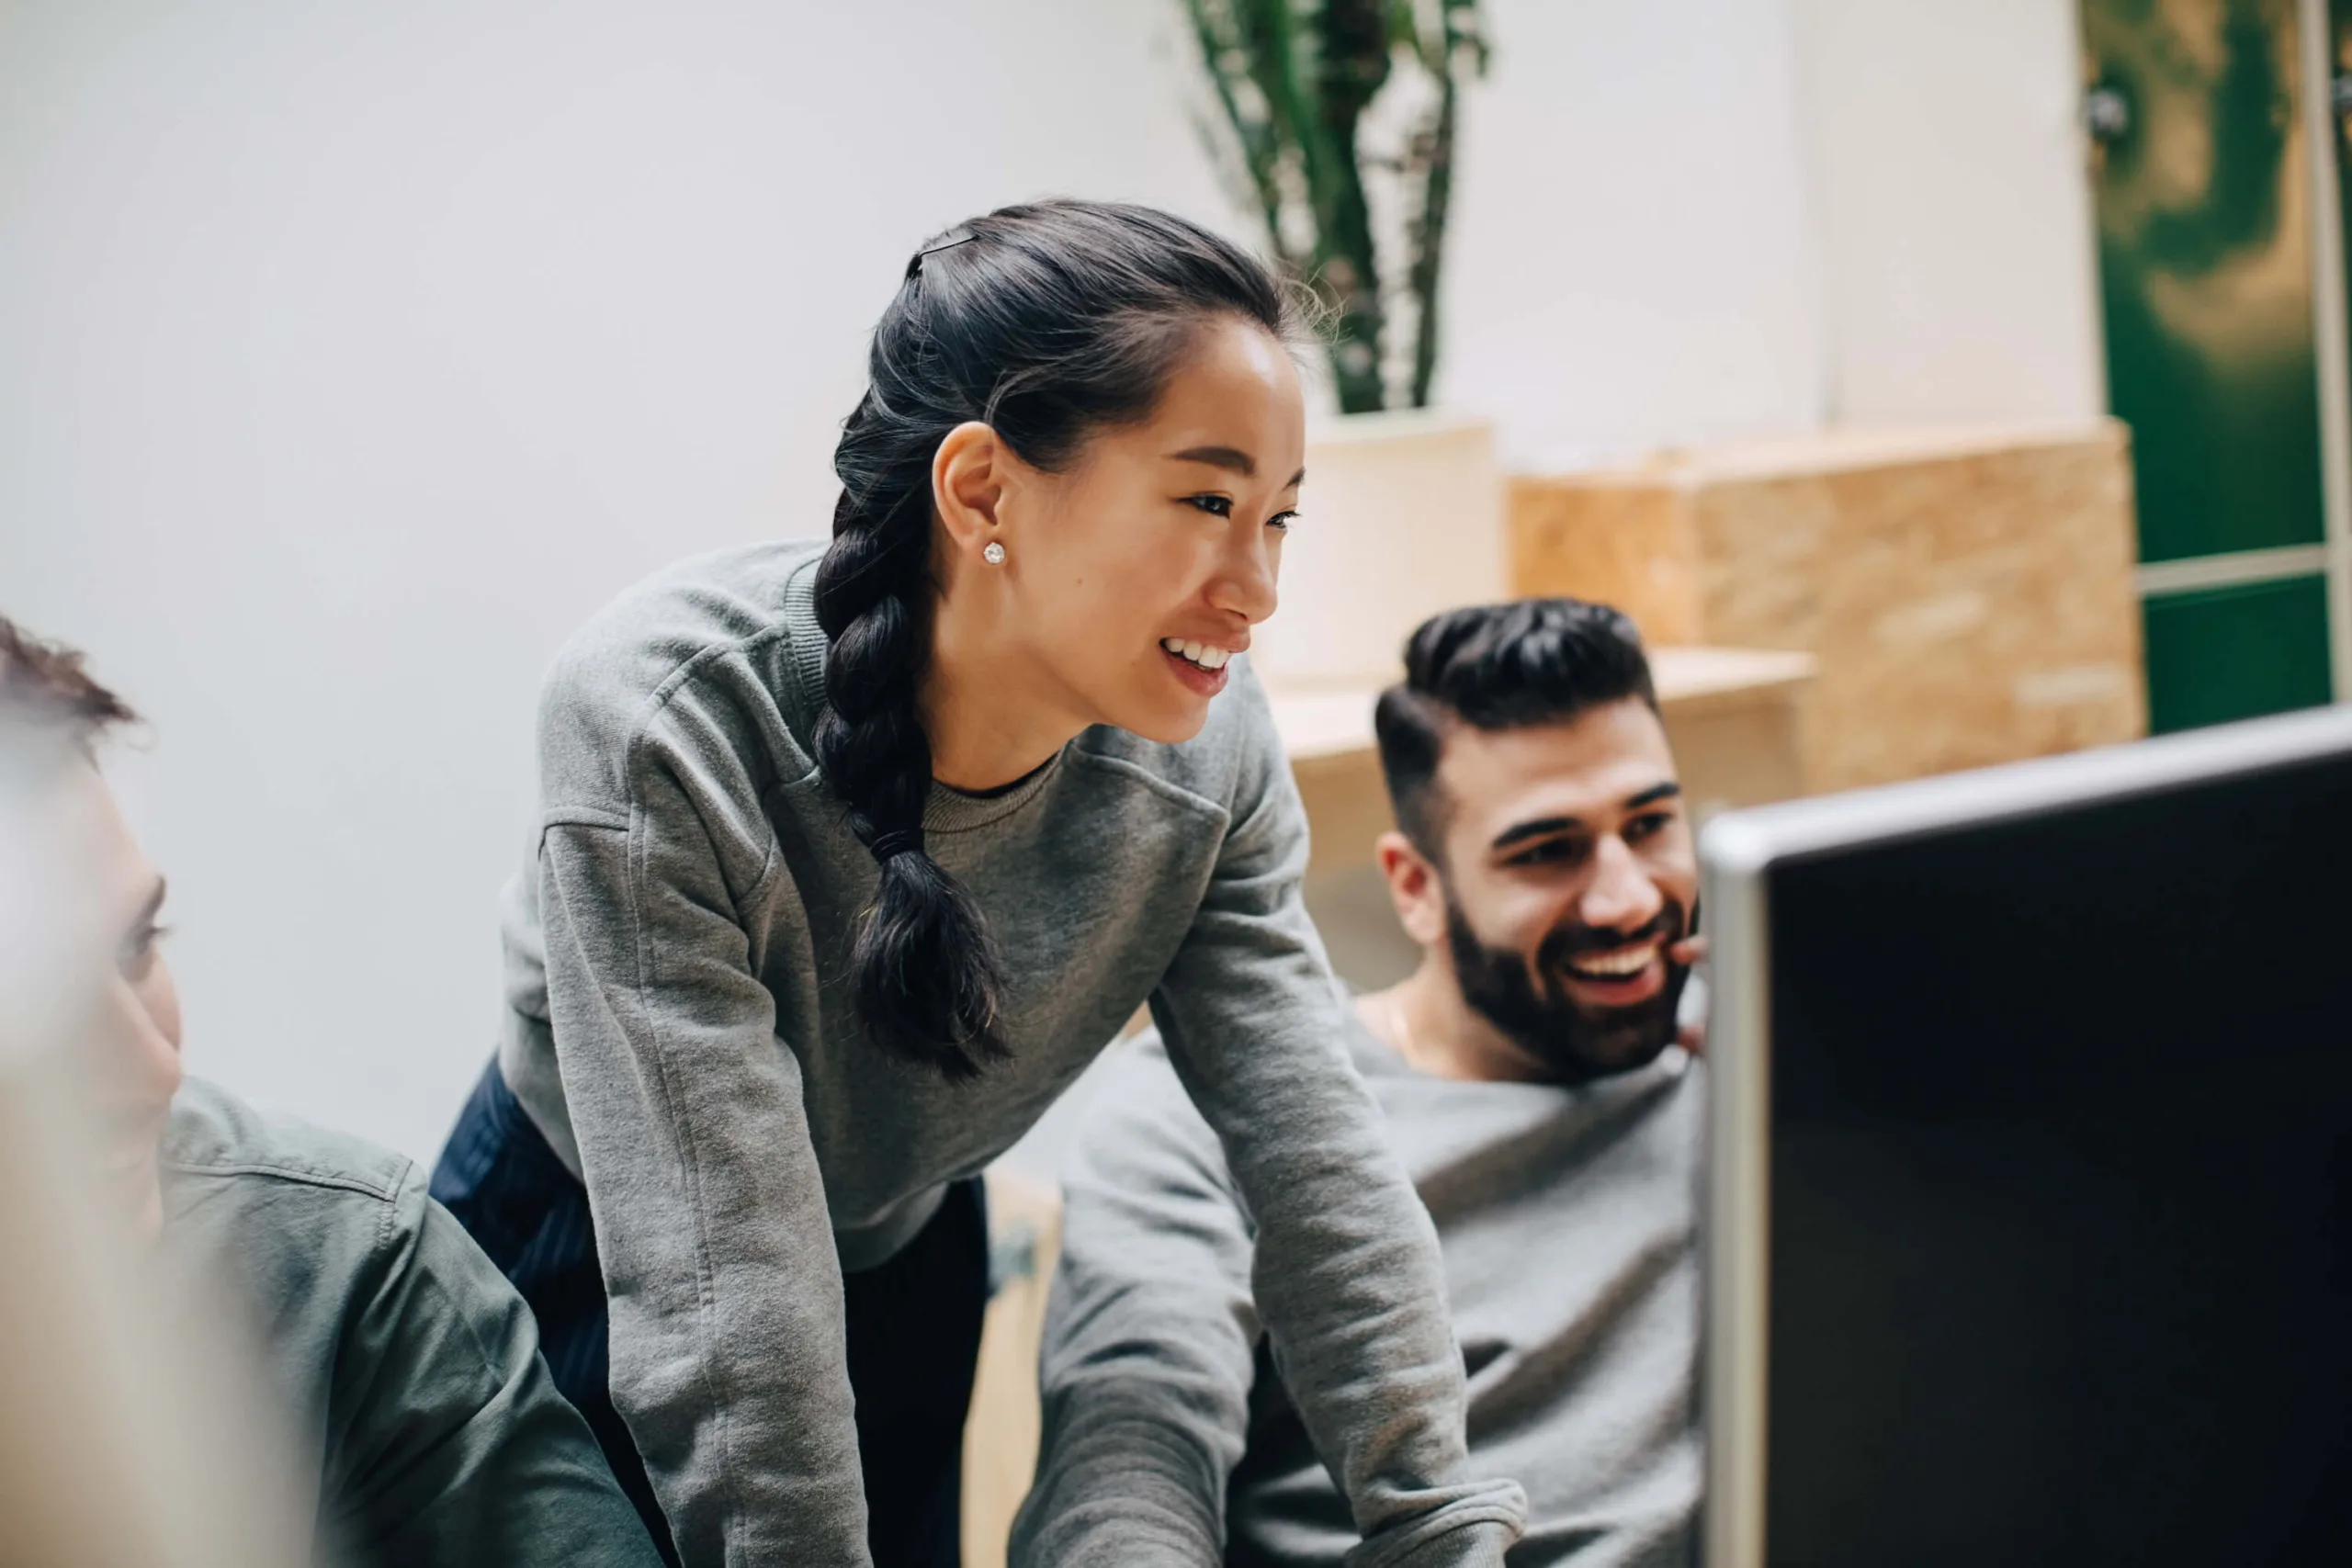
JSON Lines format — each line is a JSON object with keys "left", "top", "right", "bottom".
{"left": 814, "top": 416, "right": 1006, "bottom": 1078}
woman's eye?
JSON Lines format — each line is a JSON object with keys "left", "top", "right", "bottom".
{"left": 1267, "top": 510, "right": 1299, "bottom": 534}
{"left": 1183, "top": 494, "right": 1234, "bottom": 518}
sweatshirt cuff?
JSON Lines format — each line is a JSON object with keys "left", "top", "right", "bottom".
{"left": 1344, "top": 1490, "right": 1529, "bottom": 1568}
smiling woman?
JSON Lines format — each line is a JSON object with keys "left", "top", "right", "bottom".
{"left": 427, "top": 199, "right": 1524, "bottom": 1568}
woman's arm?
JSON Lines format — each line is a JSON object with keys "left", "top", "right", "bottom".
{"left": 1147, "top": 668, "right": 1526, "bottom": 1568}
{"left": 536, "top": 718, "right": 871, "bottom": 1567}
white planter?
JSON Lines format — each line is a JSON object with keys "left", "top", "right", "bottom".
{"left": 1251, "top": 408, "right": 1505, "bottom": 688}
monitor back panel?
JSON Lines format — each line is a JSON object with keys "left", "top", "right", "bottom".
{"left": 1759, "top": 747, "right": 2352, "bottom": 1565}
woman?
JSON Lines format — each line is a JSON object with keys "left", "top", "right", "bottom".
{"left": 432, "top": 200, "right": 1524, "bottom": 1568}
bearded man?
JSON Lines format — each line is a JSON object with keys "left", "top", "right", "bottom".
{"left": 1016, "top": 599, "right": 1706, "bottom": 1568}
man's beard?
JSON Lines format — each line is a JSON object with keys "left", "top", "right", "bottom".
{"left": 1444, "top": 896, "right": 1695, "bottom": 1083}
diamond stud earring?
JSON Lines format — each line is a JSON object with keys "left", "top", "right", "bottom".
{"left": 982, "top": 542, "right": 1006, "bottom": 565}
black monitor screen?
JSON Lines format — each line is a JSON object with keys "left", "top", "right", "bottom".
{"left": 1760, "top": 746, "right": 2352, "bottom": 1566}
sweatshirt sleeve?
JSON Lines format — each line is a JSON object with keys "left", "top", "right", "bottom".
{"left": 1012, "top": 1040, "right": 1262, "bottom": 1567}
{"left": 1120, "top": 667, "right": 1527, "bottom": 1568}
{"left": 535, "top": 710, "right": 870, "bottom": 1566}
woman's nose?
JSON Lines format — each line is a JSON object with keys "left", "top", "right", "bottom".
{"left": 1207, "top": 525, "right": 1280, "bottom": 626}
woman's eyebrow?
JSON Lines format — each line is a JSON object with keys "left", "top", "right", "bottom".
{"left": 1168, "top": 446, "right": 1308, "bottom": 488}
{"left": 1169, "top": 445, "right": 1256, "bottom": 475}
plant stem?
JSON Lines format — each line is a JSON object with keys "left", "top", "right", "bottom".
{"left": 1313, "top": 0, "right": 1392, "bottom": 412}
{"left": 1185, "top": 0, "right": 1292, "bottom": 261}
{"left": 1408, "top": 44, "right": 1459, "bottom": 407}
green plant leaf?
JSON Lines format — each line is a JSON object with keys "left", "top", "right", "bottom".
{"left": 1176, "top": 0, "right": 1490, "bottom": 412}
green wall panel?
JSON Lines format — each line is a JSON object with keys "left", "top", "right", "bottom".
{"left": 2142, "top": 573, "right": 2335, "bottom": 730}
{"left": 2086, "top": 0, "right": 2329, "bottom": 562}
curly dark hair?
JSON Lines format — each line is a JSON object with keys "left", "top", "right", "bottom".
{"left": 1374, "top": 598, "right": 1657, "bottom": 857}
{"left": 0, "top": 615, "right": 139, "bottom": 753}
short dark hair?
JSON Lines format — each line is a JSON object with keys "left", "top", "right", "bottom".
{"left": 1374, "top": 598, "right": 1657, "bottom": 854}
{"left": 0, "top": 616, "right": 138, "bottom": 755}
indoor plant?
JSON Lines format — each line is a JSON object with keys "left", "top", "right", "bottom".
{"left": 1182, "top": 0, "right": 1489, "bottom": 412}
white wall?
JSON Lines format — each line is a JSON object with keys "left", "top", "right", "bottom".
{"left": 2, "top": 0, "right": 2094, "bottom": 1164}
{"left": 0, "top": 0, "right": 1236, "bottom": 1160}
{"left": 1790, "top": 0, "right": 2106, "bottom": 424}
{"left": 1443, "top": 0, "right": 1827, "bottom": 468}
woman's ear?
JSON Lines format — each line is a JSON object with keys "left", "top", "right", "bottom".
{"left": 933, "top": 421, "right": 1010, "bottom": 564}
{"left": 1376, "top": 830, "right": 1448, "bottom": 949}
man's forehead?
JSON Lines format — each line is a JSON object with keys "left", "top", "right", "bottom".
{"left": 58, "top": 759, "right": 159, "bottom": 918}
{"left": 1435, "top": 701, "right": 1678, "bottom": 830}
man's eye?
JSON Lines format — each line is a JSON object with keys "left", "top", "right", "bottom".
{"left": 119, "top": 924, "right": 167, "bottom": 977}
{"left": 1183, "top": 494, "right": 1234, "bottom": 517}
{"left": 1511, "top": 839, "right": 1585, "bottom": 867}
{"left": 1625, "top": 812, "right": 1671, "bottom": 841}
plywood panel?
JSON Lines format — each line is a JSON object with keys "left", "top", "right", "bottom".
{"left": 1507, "top": 472, "right": 1705, "bottom": 644}
{"left": 1510, "top": 421, "right": 2146, "bottom": 792}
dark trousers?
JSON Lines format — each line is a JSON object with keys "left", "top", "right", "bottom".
{"left": 431, "top": 1061, "right": 989, "bottom": 1568}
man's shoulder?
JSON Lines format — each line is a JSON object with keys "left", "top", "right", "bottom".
{"left": 1062, "top": 1010, "right": 1405, "bottom": 1238}
{"left": 1081, "top": 1011, "right": 1396, "bottom": 1155}
{"left": 1081, "top": 1032, "right": 1198, "bottom": 1131}
{"left": 157, "top": 1080, "right": 441, "bottom": 1414}
{"left": 161, "top": 1077, "right": 417, "bottom": 1219}
{"left": 158, "top": 1079, "right": 537, "bottom": 1412}
{"left": 1067, "top": 1032, "right": 1231, "bottom": 1186}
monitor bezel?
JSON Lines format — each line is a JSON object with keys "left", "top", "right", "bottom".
{"left": 1693, "top": 702, "right": 2352, "bottom": 1568}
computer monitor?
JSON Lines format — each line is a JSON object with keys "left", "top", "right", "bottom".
{"left": 1699, "top": 705, "right": 2352, "bottom": 1567}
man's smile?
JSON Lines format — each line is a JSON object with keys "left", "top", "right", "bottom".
{"left": 1555, "top": 936, "right": 1668, "bottom": 1006}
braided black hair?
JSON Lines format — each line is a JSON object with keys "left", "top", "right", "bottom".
{"left": 815, "top": 199, "right": 1296, "bottom": 1077}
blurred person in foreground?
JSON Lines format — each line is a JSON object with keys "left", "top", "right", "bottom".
{"left": 0, "top": 615, "right": 663, "bottom": 1568}
{"left": 1017, "top": 600, "right": 1705, "bottom": 1568}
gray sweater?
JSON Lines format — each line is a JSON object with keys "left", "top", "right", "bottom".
{"left": 161, "top": 1077, "right": 663, "bottom": 1568}
{"left": 494, "top": 542, "right": 1524, "bottom": 1567}
{"left": 1023, "top": 1025, "right": 1701, "bottom": 1568}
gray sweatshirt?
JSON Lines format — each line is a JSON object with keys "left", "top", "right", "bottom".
{"left": 161, "top": 1077, "right": 663, "bottom": 1568}
{"left": 1023, "top": 1025, "right": 1701, "bottom": 1568}
{"left": 494, "top": 542, "right": 1524, "bottom": 1568}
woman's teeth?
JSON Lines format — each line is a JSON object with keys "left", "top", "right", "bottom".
{"left": 1162, "top": 638, "right": 1232, "bottom": 671}
{"left": 1566, "top": 942, "right": 1657, "bottom": 979}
